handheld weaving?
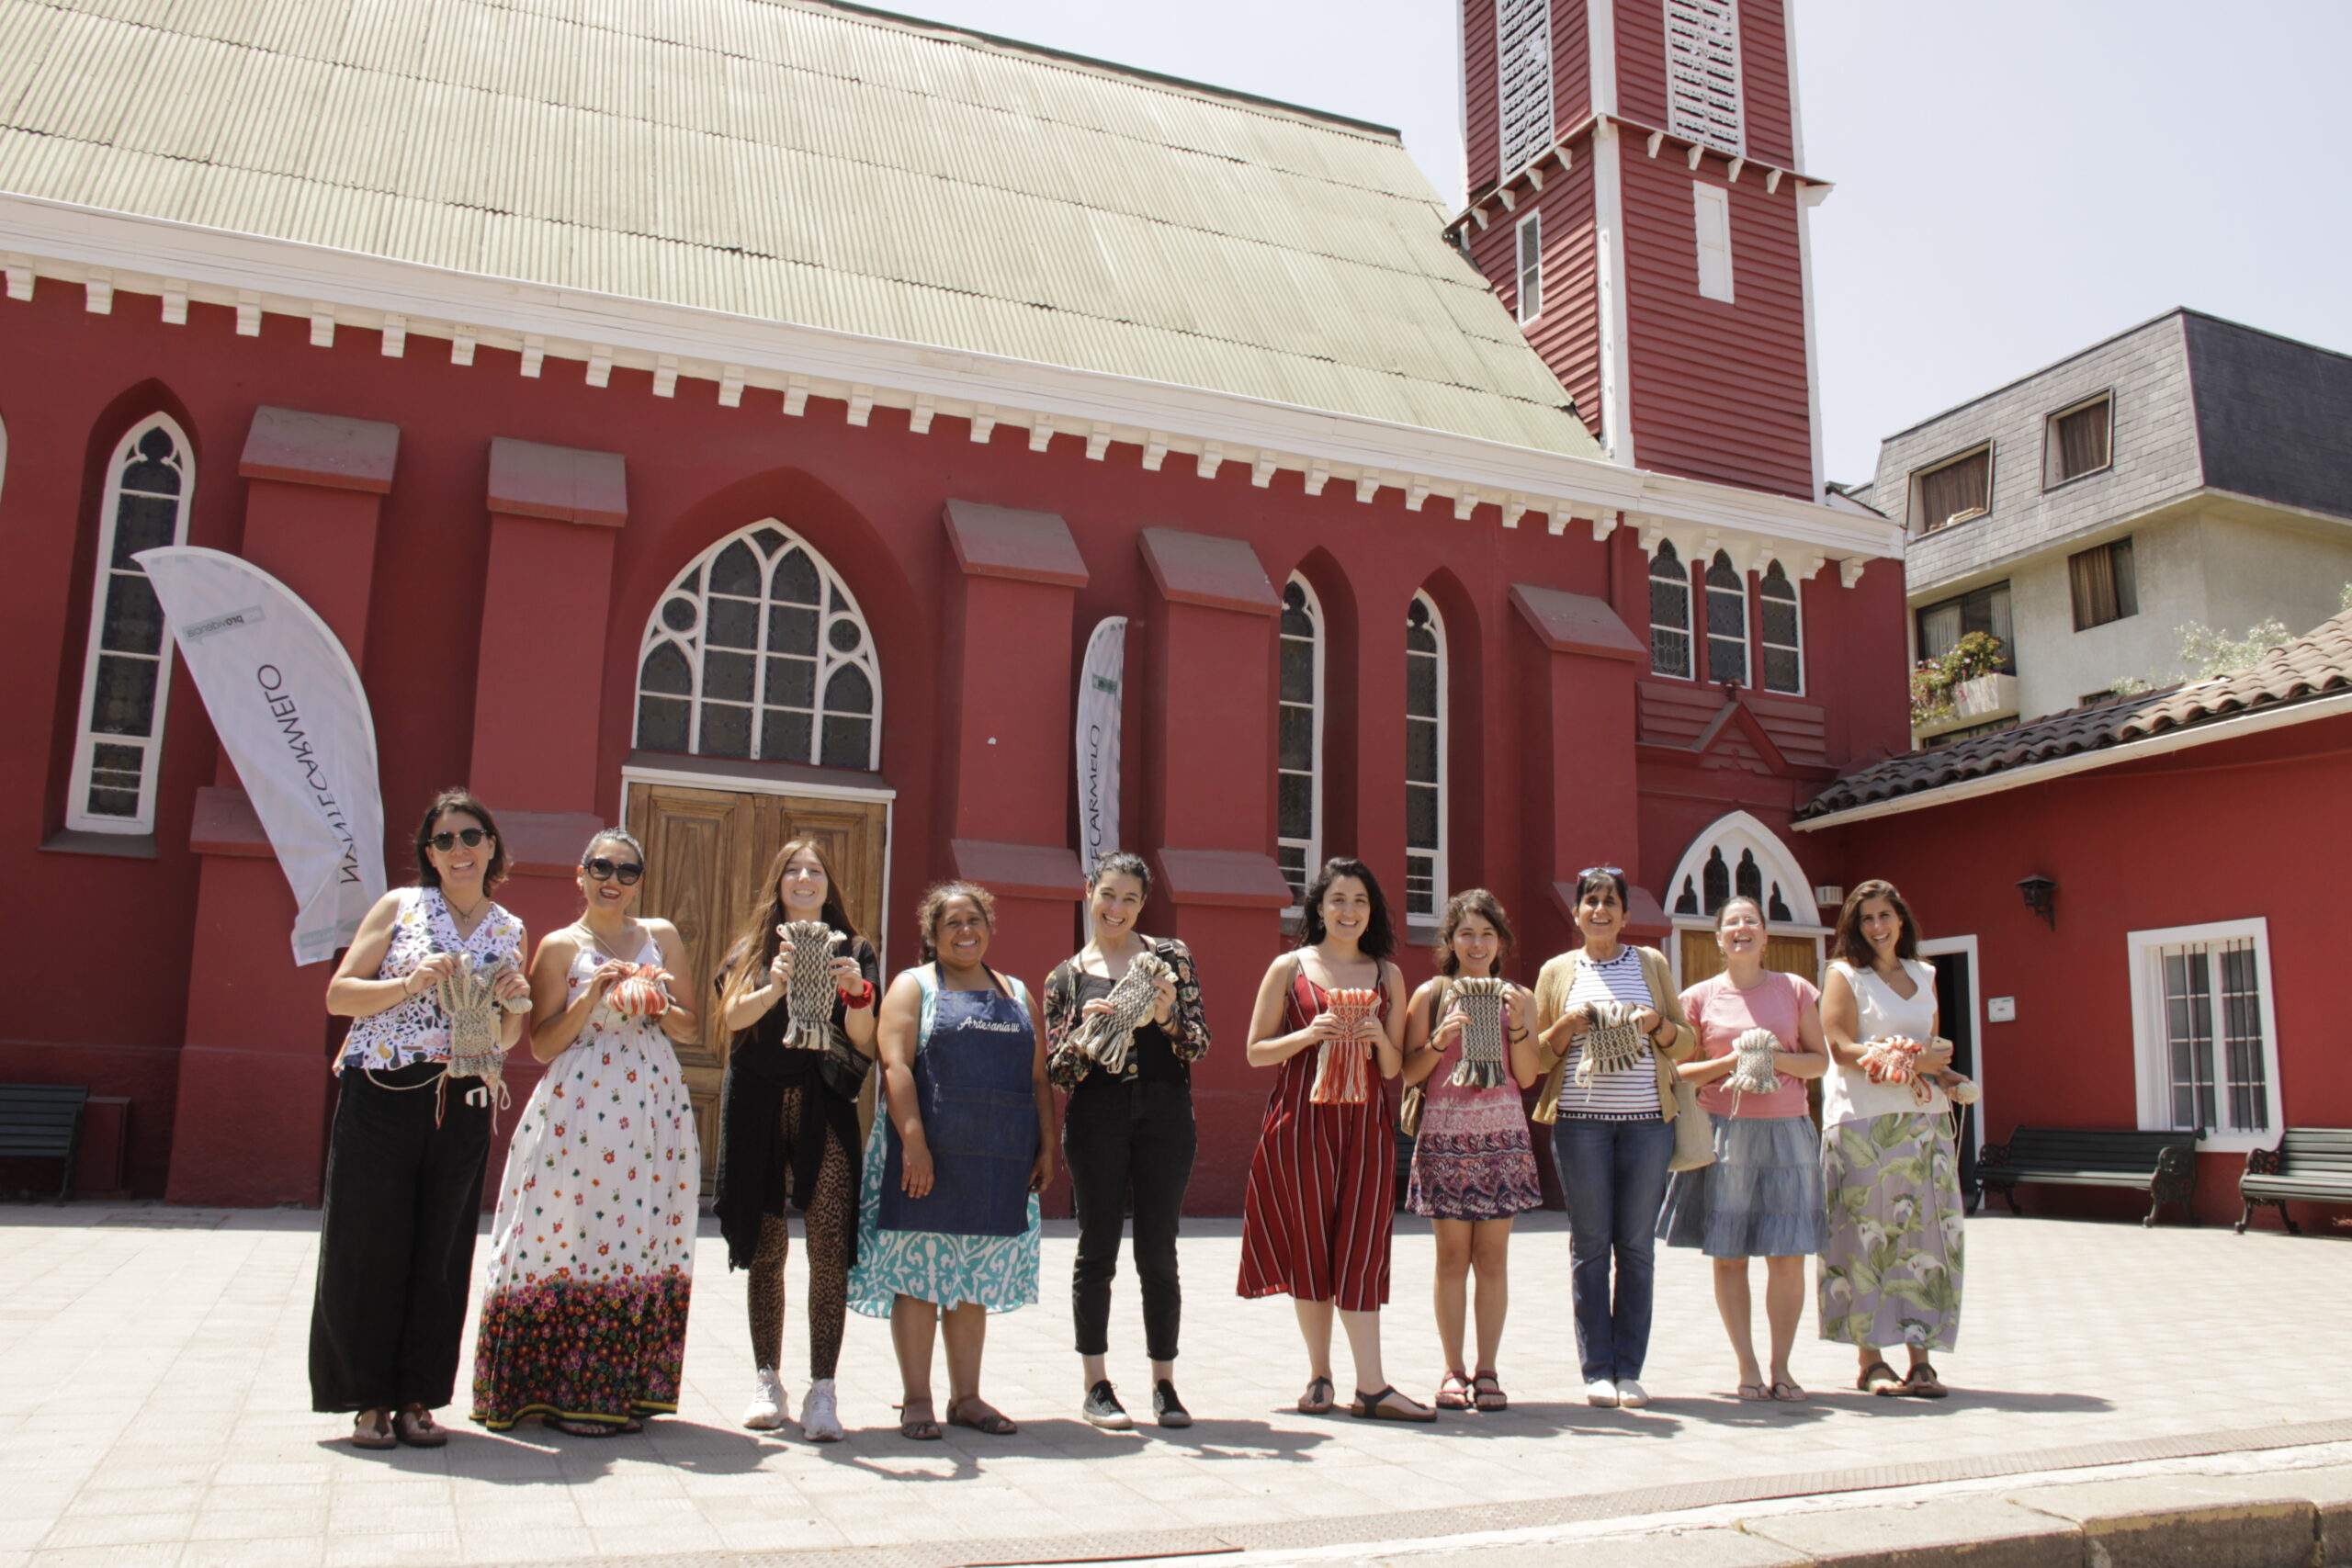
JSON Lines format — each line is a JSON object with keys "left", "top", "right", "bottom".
{"left": 1573, "top": 998, "right": 1650, "bottom": 1099}
{"left": 1445, "top": 977, "right": 1510, "bottom": 1089}
{"left": 1858, "top": 1035, "right": 1929, "bottom": 1103}
{"left": 1309, "top": 987, "right": 1380, "bottom": 1105}
{"left": 605, "top": 963, "right": 672, "bottom": 1021}
{"left": 779, "top": 920, "right": 843, "bottom": 1050}
{"left": 1070, "top": 951, "right": 1171, "bottom": 1075}
{"left": 1723, "top": 1026, "right": 1781, "bottom": 1112}
{"left": 433, "top": 954, "right": 517, "bottom": 1122}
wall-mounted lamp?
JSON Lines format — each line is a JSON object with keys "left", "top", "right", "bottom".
{"left": 2017, "top": 874, "right": 2057, "bottom": 931}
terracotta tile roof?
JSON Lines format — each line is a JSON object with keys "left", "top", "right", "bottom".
{"left": 1798, "top": 608, "right": 2352, "bottom": 821}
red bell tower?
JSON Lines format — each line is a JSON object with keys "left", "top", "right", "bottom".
{"left": 1455, "top": 0, "right": 1826, "bottom": 502}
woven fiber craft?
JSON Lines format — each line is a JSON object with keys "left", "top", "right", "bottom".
{"left": 1309, "top": 987, "right": 1381, "bottom": 1105}
{"left": 779, "top": 919, "right": 842, "bottom": 1050}
{"left": 1724, "top": 1026, "right": 1781, "bottom": 1112}
{"left": 1858, "top": 1035, "right": 1928, "bottom": 1103}
{"left": 1070, "top": 950, "right": 1171, "bottom": 1076}
{"left": 1573, "top": 998, "right": 1650, "bottom": 1100}
{"left": 605, "top": 963, "right": 672, "bottom": 1021}
{"left": 433, "top": 953, "right": 517, "bottom": 1123}
{"left": 1445, "top": 977, "right": 1510, "bottom": 1090}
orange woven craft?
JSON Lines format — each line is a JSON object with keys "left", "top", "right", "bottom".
{"left": 605, "top": 963, "right": 671, "bottom": 1020}
{"left": 1309, "top": 987, "right": 1381, "bottom": 1105}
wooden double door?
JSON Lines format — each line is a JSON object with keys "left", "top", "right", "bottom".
{"left": 623, "top": 780, "right": 889, "bottom": 1190}
{"left": 1679, "top": 930, "right": 1821, "bottom": 989}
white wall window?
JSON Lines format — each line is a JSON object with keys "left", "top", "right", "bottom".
{"left": 2128, "top": 919, "right": 2283, "bottom": 1150}
{"left": 1496, "top": 0, "right": 1554, "bottom": 177}
{"left": 67, "top": 415, "right": 194, "bottom": 834}
{"left": 1758, "top": 558, "right": 1803, "bottom": 694}
{"left": 1405, "top": 592, "right": 1446, "bottom": 922}
{"left": 1692, "top": 182, "right": 1734, "bottom": 302}
{"left": 1704, "top": 549, "right": 1748, "bottom": 686}
{"left": 635, "top": 521, "right": 881, "bottom": 770}
{"left": 1277, "top": 575, "right": 1325, "bottom": 904}
{"left": 1515, "top": 210, "right": 1544, "bottom": 324}
{"left": 1649, "top": 539, "right": 1693, "bottom": 679}
{"left": 1665, "top": 0, "right": 1744, "bottom": 154}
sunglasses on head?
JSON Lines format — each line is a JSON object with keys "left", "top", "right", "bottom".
{"left": 585, "top": 857, "right": 644, "bottom": 886}
{"left": 430, "top": 829, "right": 490, "bottom": 852}
{"left": 1578, "top": 864, "right": 1624, "bottom": 879}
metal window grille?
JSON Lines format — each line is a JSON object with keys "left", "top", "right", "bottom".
{"left": 1649, "top": 539, "right": 1693, "bottom": 678}
{"left": 2153, "top": 938, "right": 2269, "bottom": 1137}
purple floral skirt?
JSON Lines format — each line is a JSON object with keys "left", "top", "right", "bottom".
{"left": 1408, "top": 1088, "right": 1543, "bottom": 1221}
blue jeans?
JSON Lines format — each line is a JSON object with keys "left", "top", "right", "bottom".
{"left": 1553, "top": 1117, "right": 1676, "bottom": 1382}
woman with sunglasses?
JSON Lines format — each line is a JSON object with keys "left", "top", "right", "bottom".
{"left": 467, "top": 829, "right": 702, "bottom": 1437}
{"left": 316, "top": 790, "right": 530, "bottom": 1450}
{"left": 1530, "top": 867, "right": 1696, "bottom": 1410}
{"left": 713, "top": 838, "right": 880, "bottom": 1443}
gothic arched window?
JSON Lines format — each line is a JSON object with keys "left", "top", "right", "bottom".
{"left": 68, "top": 415, "right": 193, "bottom": 833}
{"left": 1405, "top": 592, "right": 1447, "bottom": 921}
{"left": 1759, "top": 558, "right": 1804, "bottom": 694}
{"left": 1276, "top": 576, "right": 1325, "bottom": 904}
{"left": 635, "top": 522, "right": 880, "bottom": 770}
{"left": 1705, "top": 549, "right": 1749, "bottom": 686}
{"left": 1649, "top": 539, "right": 1692, "bottom": 679}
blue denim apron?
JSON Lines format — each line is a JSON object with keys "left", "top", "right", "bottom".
{"left": 878, "top": 970, "right": 1035, "bottom": 1238}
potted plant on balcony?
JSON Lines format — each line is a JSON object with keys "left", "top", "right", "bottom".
{"left": 1910, "top": 632, "right": 2011, "bottom": 734}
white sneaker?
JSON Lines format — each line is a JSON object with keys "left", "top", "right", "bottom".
{"left": 1614, "top": 1379, "right": 1649, "bottom": 1409}
{"left": 800, "top": 1378, "right": 843, "bottom": 1443}
{"left": 1585, "top": 1378, "right": 1621, "bottom": 1408}
{"left": 742, "top": 1368, "right": 788, "bottom": 1431}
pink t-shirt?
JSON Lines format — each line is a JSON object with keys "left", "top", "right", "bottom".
{"left": 1679, "top": 970, "right": 1821, "bottom": 1119}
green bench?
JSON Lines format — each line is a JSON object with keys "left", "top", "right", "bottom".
{"left": 0, "top": 1084, "right": 89, "bottom": 1201}
{"left": 2238, "top": 1127, "right": 2352, "bottom": 1235}
{"left": 1978, "top": 1125, "right": 2199, "bottom": 1227}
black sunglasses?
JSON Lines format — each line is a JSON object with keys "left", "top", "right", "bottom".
{"left": 430, "top": 829, "right": 491, "bottom": 852}
{"left": 585, "top": 857, "right": 645, "bottom": 886}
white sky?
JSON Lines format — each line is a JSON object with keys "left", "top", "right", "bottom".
{"left": 898, "top": 0, "right": 2352, "bottom": 488}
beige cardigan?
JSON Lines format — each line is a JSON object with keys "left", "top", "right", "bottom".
{"left": 1530, "top": 945, "right": 1697, "bottom": 1124}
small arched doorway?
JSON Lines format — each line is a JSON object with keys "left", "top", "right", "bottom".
{"left": 1664, "top": 810, "right": 1826, "bottom": 987}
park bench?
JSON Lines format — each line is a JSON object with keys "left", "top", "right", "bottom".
{"left": 0, "top": 1084, "right": 89, "bottom": 1201}
{"left": 1977, "top": 1125, "right": 2198, "bottom": 1227}
{"left": 2237, "top": 1127, "right": 2352, "bottom": 1235}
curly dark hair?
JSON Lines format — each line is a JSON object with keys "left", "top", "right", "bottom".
{"left": 412, "top": 788, "right": 507, "bottom": 891}
{"left": 1088, "top": 851, "right": 1152, "bottom": 899}
{"left": 1299, "top": 857, "right": 1396, "bottom": 962}
{"left": 1433, "top": 887, "right": 1514, "bottom": 978}
{"left": 917, "top": 880, "right": 998, "bottom": 963}
{"left": 1833, "top": 878, "right": 1922, "bottom": 969}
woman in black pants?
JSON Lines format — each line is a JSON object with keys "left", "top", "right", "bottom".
{"left": 313, "top": 790, "right": 529, "bottom": 1449}
{"left": 1043, "top": 852, "right": 1210, "bottom": 1429}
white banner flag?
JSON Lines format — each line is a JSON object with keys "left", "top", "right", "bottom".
{"left": 1075, "top": 616, "right": 1126, "bottom": 875}
{"left": 135, "top": 547, "right": 386, "bottom": 964}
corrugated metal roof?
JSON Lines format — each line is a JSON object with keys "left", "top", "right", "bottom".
{"left": 0, "top": 0, "right": 1598, "bottom": 457}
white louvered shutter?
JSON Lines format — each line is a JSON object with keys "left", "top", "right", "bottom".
{"left": 1497, "top": 0, "right": 1554, "bottom": 177}
{"left": 1666, "top": 0, "right": 1744, "bottom": 155}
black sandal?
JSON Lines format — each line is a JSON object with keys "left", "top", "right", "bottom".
{"left": 1902, "top": 1362, "right": 1950, "bottom": 1400}
{"left": 1296, "top": 1375, "right": 1335, "bottom": 1416}
{"left": 1857, "top": 1360, "right": 1905, "bottom": 1397}
{"left": 1349, "top": 1385, "right": 1436, "bottom": 1423}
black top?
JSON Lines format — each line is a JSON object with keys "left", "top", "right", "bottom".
{"left": 1068, "top": 970, "right": 1186, "bottom": 1088}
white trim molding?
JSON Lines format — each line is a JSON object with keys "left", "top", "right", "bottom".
{"left": 1591, "top": 120, "right": 1636, "bottom": 468}
{"left": 1276, "top": 573, "right": 1327, "bottom": 906}
{"left": 1404, "top": 589, "right": 1448, "bottom": 924}
{"left": 1664, "top": 808, "right": 1820, "bottom": 927}
{"left": 2125, "top": 916, "right": 2284, "bottom": 1154}
{"left": 1917, "top": 935, "right": 1985, "bottom": 1161}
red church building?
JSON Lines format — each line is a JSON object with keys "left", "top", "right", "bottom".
{"left": 0, "top": 0, "right": 1910, "bottom": 1210}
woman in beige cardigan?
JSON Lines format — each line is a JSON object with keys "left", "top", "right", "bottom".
{"left": 1532, "top": 869, "right": 1697, "bottom": 1408}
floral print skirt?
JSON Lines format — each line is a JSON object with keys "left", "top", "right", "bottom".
{"left": 1407, "top": 1087, "right": 1542, "bottom": 1221}
{"left": 1817, "top": 1111, "right": 1963, "bottom": 1352}
{"left": 468, "top": 1020, "right": 700, "bottom": 1429}
{"left": 846, "top": 1109, "right": 1040, "bottom": 1318}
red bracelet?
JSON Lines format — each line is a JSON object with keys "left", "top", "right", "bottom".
{"left": 840, "top": 980, "right": 875, "bottom": 1010}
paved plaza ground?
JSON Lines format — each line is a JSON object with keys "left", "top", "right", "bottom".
{"left": 2, "top": 1203, "right": 2346, "bottom": 1566}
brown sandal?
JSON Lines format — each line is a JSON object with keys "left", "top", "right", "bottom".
{"left": 392, "top": 1405, "right": 447, "bottom": 1448}
{"left": 350, "top": 1409, "right": 396, "bottom": 1450}
{"left": 898, "top": 1396, "right": 941, "bottom": 1441}
{"left": 1857, "top": 1360, "right": 1905, "bottom": 1397}
{"left": 1471, "top": 1371, "right": 1508, "bottom": 1413}
{"left": 947, "top": 1396, "right": 1017, "bottom": 1436}
{"left": 1434, "top": 1371, "right": 1472, "bottom": 1411}
{"left": 1901, "top": 1362, "right": 1950, "bottom": 1400}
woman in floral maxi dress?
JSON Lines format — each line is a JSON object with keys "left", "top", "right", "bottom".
{"left": 469, "top": 829, "right": 704, "bottom": 1435}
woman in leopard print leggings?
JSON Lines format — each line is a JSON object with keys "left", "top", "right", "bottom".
{"left": 714, "top": 840, "right": 879, "bottom": 1443}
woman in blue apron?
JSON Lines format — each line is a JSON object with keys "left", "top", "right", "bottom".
{"left": 847, "top": 881, "right": 1054, "bottom": 1440}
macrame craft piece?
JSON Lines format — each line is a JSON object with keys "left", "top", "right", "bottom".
{"left": 1445, "top": 977, "right": 1510, "bottom": 1089}
{"left": 1070, "top": 951, "right": 1171, "bottom": 1076}
{"left": 1857, "top": 1035, "right": 1927, "bottom": 1101}
{"left": 1309, "top": 987, "right": 1381, "bottom": 1105}
{"left": 1574, "top": 998, "right": 1650, "bottom": 1101}
{"left": 779, "top": 920, "right": 842, "bottom": 1050}
{"left": 433, "top": 954, "right": 519, "bottom": 1127}
{"left": 605, "top": 964, "right": 672, "bottom": 1021}
{"left": 1723, "top": 1026, "right": 1781, "bottom": 1115}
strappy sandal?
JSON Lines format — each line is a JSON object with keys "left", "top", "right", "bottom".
{"left": 1434, "top": 1371, "right": 1472, "bottom": 1411}
{"left": 546, "top": 1416, "right": 616, "bottom": 1438}
{"left": 1471, "top": 1371, "right": 1507, "bottom": 1413}
{"left": 392, "top": 1404, "right": 448, "bottom": 1448}
{"left": 898, "top": 1396, "right": 941, "bottom": 1441}
{"left": 1296, "top": 1375, "right": 1335, "bottom": 1416}
{"left": 1736, "top": 1382, "right": 1771, "bottom": 1402}
{"left": 946, "top": 1396, "right": 1017, "bottom": 1436}
{"left": 1901, "top": 1362, "right": 1950, "bottom": 1400}
{"left": 1769, "top": 1380, "right": 1809, "bottom": 1403}
{"left": 1857, "top": 1360, "right": 1905, "bottom": 1397}
{"left": 1349, "top": 1385, "right": 1437, "bottom": 1423}
{"left": 350, "top": 1409, "right": 396, "bottom": 1450}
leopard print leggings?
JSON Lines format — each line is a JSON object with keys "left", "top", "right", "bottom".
{"left": 746, "top": 1085, "right": 855, "bottom": 1382}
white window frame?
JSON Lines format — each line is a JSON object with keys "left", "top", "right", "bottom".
{"left": 1758, "top": 558, "right": 1804, "bottom": 695}
{"left": 1514, "top": 209, "right": 1544, "bottom": 324}
{"left": 1648, "top": 539, "right": 1694, "bottom": 681}
{"left": 1692, "top": 182, "right": 1734, "bottom": 303}
{"left": 2126, "top": 917, "right": 2283, "bottom": 1153}
{"left": 1495, "top": 0, "right": 1555, "bottom": 179}
{"left": 1916, "top": 934, "right": 1985, "bottom": 1163}
{"left": 2041, "top": 389, "right": 2116, "bottom": 491}
{"left": 1703, "top": 549, "right": 1749, "bottom": 687}
{"left": 1404, "top": 590, "right": 1447, "bottom": 927}
{"left": 66, "top": 413, "right": 194, "bottom": 835}
{"left": 1277, "top": 573, "right": 1326, "bottom": 908}
{"left": 1665, "top": 0, "right": 1746, "bottom": 155}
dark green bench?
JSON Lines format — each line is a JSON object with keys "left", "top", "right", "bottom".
{"left": 2238, "top": 1128, "right": 2352, "bottom": 1235}
{"left": 1978, "top": 1126, "right": 2198, "bottom": 1227}
{"left": 0, "top": 1084, "right": 89, "bottom": 1201}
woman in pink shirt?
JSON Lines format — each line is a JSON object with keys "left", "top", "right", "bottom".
{"left": 1657, "top": 897, "right": 1828, "bottom": 1402}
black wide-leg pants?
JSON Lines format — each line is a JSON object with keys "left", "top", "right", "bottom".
{"left": 308, "top": 1062, "right": 491, "bottom": 1414}
{"left": 1065, "top": 1077, "right": 1196, "bottom": 1363}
